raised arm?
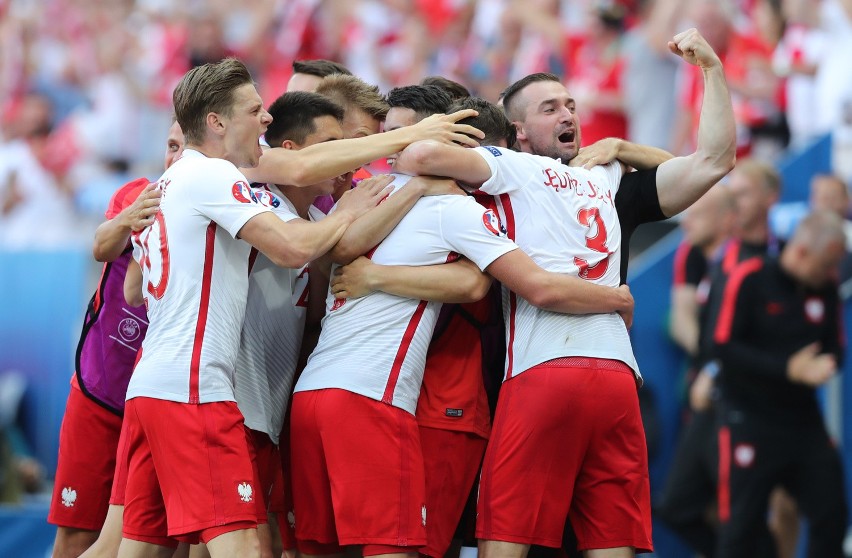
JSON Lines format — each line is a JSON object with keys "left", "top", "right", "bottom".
{"left": 655, "top": 28, "right": 736, "bottom": 217}
{"left": 93, "top": 183, "right": 161, "bottom": 262}
{"left": 394, "top": 141, "right": 493, "bottom": 187}
{"left": 330, "top": 256, "right": 492, "bottom": 303}
{"left": 238, "top": 177, "right": 393, "bottom": 268}
{"left": 241, "top": 110, "right": 484, "bottom": 186}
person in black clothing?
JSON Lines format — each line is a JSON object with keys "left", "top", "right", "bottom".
{"left": 712, "top": 210, "right": 848, "bottom": 558}
{"left": 657, "top": 158, "right": 787, "bottom": 557}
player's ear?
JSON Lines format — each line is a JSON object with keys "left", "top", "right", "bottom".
{"left": 513, "top": 121, "right": 526, "bottom": 143}
{"left": 206, "top": 111, "right": 226, "bottom": 136}
{"left": 281, "top": 140, "right": 299, "bottom": 151}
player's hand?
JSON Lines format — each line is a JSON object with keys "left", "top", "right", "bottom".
{"left": 616, "top": 284, "right": 634, "bottom": 329}
{"left": 668, "top": 28, "right": 722, "bottom": 71}
{"left": 413, "top": 176, "right": 466, "bottom": 197}
{"left": 689, "top": 368, "right": 715, "bottom": 412}
{"left": 787, "top": 343, "right": 838, "bottom": 386}
{"left": 122, "top": 183, "right": 161, "bottom": 231}
{"left": 335, "top": 174, "right": 395, "bottom": 219}
{"left": 330, "top": 256, "right": 378, "bottom": 299}
{"left": 410, "top": 110, "right": 484, "bottom": 148}
{"left": 570, "top": 138, "right": 623, "bottom": 169}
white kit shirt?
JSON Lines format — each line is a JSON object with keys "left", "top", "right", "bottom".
{"left": 235, "top": 184, "right": 324, "bottom": 444}
{"left": 294, "top": 174, "right": 518, "bottom": 414}
{"left": 472, "top": 146, "right": 640, "bottom": 380}
{"left": 127, "top": 149, "right": 271, "bottom": 404}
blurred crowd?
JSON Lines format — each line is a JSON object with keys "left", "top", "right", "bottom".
{"left": 1, "top": 0, "right": 852, "bottom": 250}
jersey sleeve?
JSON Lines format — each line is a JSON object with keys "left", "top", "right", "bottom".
{"left": 615, "top": 168, "right": 665, "bottom": 230}
{"left": 439, "top": 196, "right": 518, "bottom": 271}
{"left": 473, "top": 147, "right": 535, "bottom": 195}
{"left": 187, "top": 161, "right": 271, "bottom": 238}
{"left": 105, "top": 177, "right": 151, "bottom": 219}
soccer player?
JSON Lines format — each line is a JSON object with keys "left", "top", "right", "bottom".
{"left": 48, "top": 121, "right": 183, "bottom": 558}
{"left": 116, "top": 58, "right": 388, "bottom": 558}
{"left": 394, "top": 28, "right": 735, "bottom": 558}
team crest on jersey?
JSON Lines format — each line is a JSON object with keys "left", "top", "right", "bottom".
{"left": 804, "top": 297, "right": 825, "bottom": 324}
{"left": 483, "top": 146, "right": 502, "bottom": 157}
{"left": 331, "top": 297, "right": 346, "bottom": 311}
{"left": 253, "top": 188, "right": 282, "bottom": 208}
{"left": 232, "top": 181, "right": 258, "bottom": 204}
{"left": 61, "top": 486, "right": 77, "bottom": 507}
{"left": 482, "top": 209, "right": 502, "bottom": 236}
{"left": 733, "top": 443, "right": 755, "bottom": 468}
{"left": 118, "top": 318, "right": 141, "bottom": 342}
{"left": 237, "top": 481, "right": 253, "bottom": 502}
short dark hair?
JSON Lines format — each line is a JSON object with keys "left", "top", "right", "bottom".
{"left": 501, "top": 73, "right": 561, "bottom": 122}
{"left": 449, "top": 97, "right": 516, "bottom": 148}
{"left": 291, "top": 59, "right": 352, "bottom": 78}
{"left": 387, "top": 85, "right": 453, "bottom": 121}
{"left": 264, "top": 92, "right": 345, "bottom": 147}
{"left": 419, "top": 76, "right": 471, "bottom": 101}
{"left": 173, "top": 58, "right": 254, "bottom": 145}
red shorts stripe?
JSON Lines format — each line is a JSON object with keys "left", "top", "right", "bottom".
{"left": 49, "top": 385, "right": 122, "bottom": 530}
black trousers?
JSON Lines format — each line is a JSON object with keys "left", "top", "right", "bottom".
{"left": 716, "top": 407, "right": 847, "bottom": 558}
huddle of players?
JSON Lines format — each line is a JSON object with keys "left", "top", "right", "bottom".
{"left": 49, "top": 27, "right": 743, "bottom": 558}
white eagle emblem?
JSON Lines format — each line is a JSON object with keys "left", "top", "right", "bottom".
{"left": 421, "top": 505, "right": 427, "bottom": 526}
{"left": 238, "top": 482, "right": 253, "bottom": 502}
{"left": 61, "top": 487, "right": 77, "bottom": 507}
{"left": 288, "top": 510, "right": 296, "bottom": 529}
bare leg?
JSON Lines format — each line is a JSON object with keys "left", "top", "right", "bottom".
{"left": 205, "top": 528, "right": 261, "bottom": 558}
{"left": 52, "top": 526, "right": 100, "bottom": 558}
{"left": 188, "top": 544, "right": 210, "bottom": 558}
{"left": 257, "top": 523, "right": 274, "bottom": 558}
{"left": 116, "top": 538, "right": 175, "bottom": 558}
{"left": 478, "top": 540, "right": 529, "bottom": 558}
{"left": 582, "top": 547, "right": 634, "bottom": 558}
{"left": 77, "top": 505, "right": 124, "bottom": 558}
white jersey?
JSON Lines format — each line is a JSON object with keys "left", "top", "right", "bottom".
{"left": 127, "top": 149, "right": 271, "bottom": 404}
{"left": 472, "top": 146, "right": 639, "bottom": 379}
{"left": 295, "top": 174, "right": 518, "bottom": 414}
{"left": 235, "top": 185, "right": 324, "bottom": 443}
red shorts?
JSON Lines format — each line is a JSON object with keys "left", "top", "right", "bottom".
{"left": 476, "top": 358, "right": 653, "bottom": 552}
{"left": 247, "top": 427, "right": 282, "bottom": 525}
{"left": 419, "top": 427, "right": 487, "bottom": 558}
{"left": 290, "top": 389, "right": 426, "bottom": 550}
{"left": 48, "top": 384, "right": 122, "bottom": 530}
{"left": 109, "top": 417, "right": 131, "bottom": 506}
{"left": 122, "top": 397, "right": 258, "bottom": 546}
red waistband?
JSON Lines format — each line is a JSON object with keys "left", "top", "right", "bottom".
{"left": 540, "top": 357, "right": 634, "bottom": 374}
